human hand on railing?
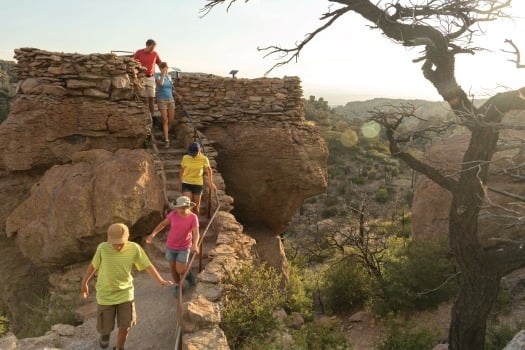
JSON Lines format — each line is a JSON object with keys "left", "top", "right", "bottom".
{"left": 191, "top": 245, "right": 200, "bottom": 255}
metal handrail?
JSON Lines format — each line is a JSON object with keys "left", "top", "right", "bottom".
{"left": 174, "top": 103, "right": 222, "bottom": 350}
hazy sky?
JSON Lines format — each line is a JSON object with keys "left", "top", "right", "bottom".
{"left": 1, "top": 0, "right": 524, "bottom": 105}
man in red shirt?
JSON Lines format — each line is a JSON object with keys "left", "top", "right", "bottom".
{"left": 134, "top": 39, "right": 162, "bottom": 115}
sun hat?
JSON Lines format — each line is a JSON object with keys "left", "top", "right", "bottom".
{"left": 188, "top": 142, "right": 201, "bottom": 157}
{"left": 169, "top": 196, "right": 196, "bottom": 209}
{"left": 107, "top": 223, "right": 130, "bottom": 244}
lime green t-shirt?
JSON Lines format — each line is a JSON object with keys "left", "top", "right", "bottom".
{"left": 181, "top": 154, "right": 210, "bottom": 186}
{"left": 91, "top": 242, "right": 151, "bottom": 305}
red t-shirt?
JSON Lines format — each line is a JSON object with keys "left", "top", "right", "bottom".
{"left": 165, "top": 211, "right": 199, "bottom": 250}
{"left": 133, "top": 49, "right": 161, "bottom": 76}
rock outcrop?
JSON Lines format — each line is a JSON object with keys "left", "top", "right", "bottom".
{"left": 503, "top": 330, "right": 525, "bottom": 350}
{"left": 174, "top": 74, "right": 327, "bottom": 278}
{"left": 412, "top": 123, "right": 525, "bottom": 244}
{"left": 0, "top": 48, "right": 148, "bottom": 172}
{"left": 174, "top": 74, "right": 328, "bottom": 233}
{"left": 6, "top": 149, "right": 163, "bottom": 267}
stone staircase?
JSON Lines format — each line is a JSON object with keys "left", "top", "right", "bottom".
{"left": 149, "top": 114, "right": 215, "bottom": 273}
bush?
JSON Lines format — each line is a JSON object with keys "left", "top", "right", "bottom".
{"left": 376, "top": 240, "right": 457, "bottom": 314}
{"left": 222, "top": 264, "right": 285, "bottom": 349}
{"left": 292, "top": 317, "right": 350, "bottom": 350}
{"left": 377, "top": 322, "right": 438, "bottom": 350}
{"left": 284, "top": 265, "right": 313, "bottom": 321}
{"left": 485, "top": 323, "right": 522, "bottom": 350}
{"left": 375, "top": 187, "right": 391, "bottom": 203}
{"left": 0, "top": 312, "right": 9, "bottom": 337}
{"left": 322, "top": 207, "right": 339, "bottom": 218}
{"left": 377, "top": 323, "right": 438, "bottom": 350}
{"left": 351, "top": 176, "right": 366, "bottom": 185}
{"left": 324, "top": 196, "right": 339, "bottom": 207}
{"left": 322, "top": 258, "right": 370, "bottom": 314}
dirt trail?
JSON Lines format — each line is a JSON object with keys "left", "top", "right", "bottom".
{"left": 66, "top": 248, "right": 189, "bottom": 350}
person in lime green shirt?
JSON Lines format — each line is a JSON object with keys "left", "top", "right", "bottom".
{"left": 179, "top": 142, "right": 216, "bottom": 216}
{"left": 80, "top": 223, "right": 172, "bottom": 350}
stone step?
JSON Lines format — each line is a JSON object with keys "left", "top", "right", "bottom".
{"left": 158, "top": 148, "right": 186, "bottom": 156}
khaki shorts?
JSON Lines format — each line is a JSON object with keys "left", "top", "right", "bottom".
{"left": 157, "top": 98, "right": 175, "bottom": 110}
{"left": 140, "top": 76, "right": 156, "bottom": 98}
{"left": 97, "top": 301, "right": 136, "bottom": 334}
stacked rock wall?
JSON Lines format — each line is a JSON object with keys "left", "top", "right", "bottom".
{"left": 0, "top": 48, "right": 149, "bottom": 172}
{"left": 174, "top": 74, "right": 328, "bottom": 235}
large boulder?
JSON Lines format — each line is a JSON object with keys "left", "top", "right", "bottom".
{"left": 412, "top": 126, "right": 525, "bottom": 244}
{"left": 5, "top": 149, "right": 163, "bottom": 267}
{"left": 0, "top": 171, "right": 40, "bottom": 236}
{"left": 203, "top": 123, "right": 328, "bottom": 233}
{"left": 0, "top": 95, "right": 148, "bottom": 171}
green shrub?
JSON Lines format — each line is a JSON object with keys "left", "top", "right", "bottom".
{"left": 322, "top": 258, "right": 370, "bottom": 314}
{"left": 485, "top": 323, "right": 522, "bottom": 350}
{"left": 375, "top": 187, "right": 391, "bottom": 203}
{"left": 376, "top": 240, "right": 456, "bottom": 314}
{"left": 222, "top": 264, "right": 285, "bottom": 349}
{"left": 284, "top": 265, "right": 313, "bottom": 321}
{"left": 322, "top": 207, "right": 339, "bottom": 218}
{"left": 0, "top": 312, "right": 10, "bottom": 337}
{"left": 324, "top": 196, "right": 339, "bottom": 207}
{"left": 292, "top": 317, "right": 350, "bottom": 350}
{"left": 351, "top": 176, "right": 366, "bottom": 185}
{"left": 377, "top": 322, "right": 438, "bottom": 350}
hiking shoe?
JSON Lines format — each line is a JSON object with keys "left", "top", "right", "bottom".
{"left": 99, "top": 334, "right": 110, "bottom": 349}
{"left": 164, "top": 139, "right": 170, "bottom": 148}
{"left": 186, "top": 270, "right": 196, "bottom": 287}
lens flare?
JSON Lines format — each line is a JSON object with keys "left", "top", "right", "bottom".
{"left": 339, "top": 129, "right": 358, "bottom": 148}
{"left": 361, "top": 121, "right": 381, "bottom": 138}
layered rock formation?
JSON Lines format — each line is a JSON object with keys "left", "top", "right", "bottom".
{"left": 412, "top": 118, "right": 525, "bottom": 244}
{"left": 0, "top": 48, "right": 148, "bottom": 171}
{"left": 6, "top": 149, "right": 163, "bottom": 267}
{"left": 174, "top": 74, "right": 328, "bottom": 271}
{"left": 0, "top": 48, "right": 158, "bottom": 334}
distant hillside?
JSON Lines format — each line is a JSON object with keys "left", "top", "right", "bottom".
{"left": 333, "top": 98, "right": 450, "bottom": 121}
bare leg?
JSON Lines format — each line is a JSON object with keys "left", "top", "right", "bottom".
{"left": 160, "top": 108, "right": 169, "bottom": 142}
{"left": 169, "top": 261, "right": 180, "bottom": 284}
{"left": 116, "top": 327, "right": 130, "bottom": 350}
{"left": 168, "top": 104, "right": 175, "bottom": 132}
{"left": 192, "top": 194, "right": 202, "bottom": 216}
{"left": 147, "top": 97, "right": 155, "bottom": 115}
{"left": 176, "top": 262, "right": 187, "bottom": 283}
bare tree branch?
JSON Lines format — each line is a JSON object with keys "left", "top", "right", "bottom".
{"left": 503, "top": 39, "right": 525, "bottom": 68}
{"left": 257, "top": 7, "right": 352, "bottom": 76}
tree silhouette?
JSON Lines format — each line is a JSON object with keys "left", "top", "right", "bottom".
{"left": 204, "top": 1, "right": 525, "bottom": 349}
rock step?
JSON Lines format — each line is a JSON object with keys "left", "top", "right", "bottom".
{"left": 158, "top": 148, "right": 186, "bottom": 156}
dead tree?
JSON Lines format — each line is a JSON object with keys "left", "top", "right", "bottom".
{"left": 204, "top": 1, "right": 525, "bottom": 349}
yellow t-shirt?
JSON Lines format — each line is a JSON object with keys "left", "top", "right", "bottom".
{"left": 181, "top": 154, "right": 210, "bottom": 186}
{"left": 91, "top": 242, "right": 151, "bottom": 305}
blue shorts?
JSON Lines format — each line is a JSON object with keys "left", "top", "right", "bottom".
{"left": 165, "top": 247, "right": 190, "bottom": 264}
{"left": 182, "top": 182, "right": 203, "bottom": 195}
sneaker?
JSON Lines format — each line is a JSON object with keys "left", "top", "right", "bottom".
{"left": 185, "top": 270, "right": 196, "bottom": 287}
{"left": 99, "top": 334, "right": 110, "bottom": 349}
{"left": 164, "top": 139, "right": 170, "bottom": 149}
{"left": 172, "top": 284, "right": 179, "bottom": 298}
